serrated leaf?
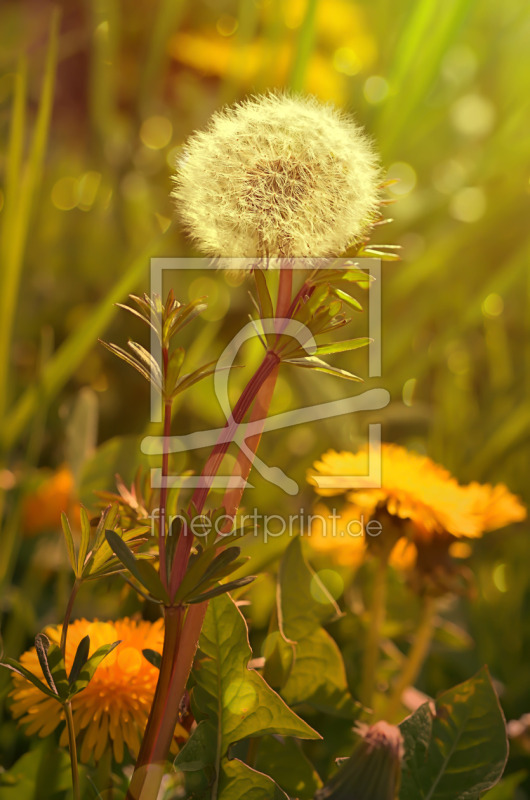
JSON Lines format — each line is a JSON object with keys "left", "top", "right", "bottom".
{"left": 399, "top": 666, "right": 508, "bottom": 800}
{"left": 281, "top": 628, "right": 360, "bottom": 718}
{"left": 68, "top": 635, "right": 90, "bottom": 686}
{"left": 314, "top": 337, "right": 372, "bottom": 356}
{"left": 177, "top": 594, "right": 319, "bottom": 799}
{"left": 276, "top": 538, "right": 358, "bottom": 718}
{"left": 69, "top": 641, "right": 120, "bottom": 697}
{"left": 255, "top": 735, "right": 323, "bottom": 799}
{"left": 142, "top": 649, "right": 162, "bottom": 670}
{"left": 219, "top": 759, "right": 289, "bottom": 800}
{"left": 279, "top": 537, "right": 341, "bottom": 641}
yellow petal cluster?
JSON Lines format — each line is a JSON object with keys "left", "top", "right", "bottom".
{"left": 9, "top": 618, "right": 184, "bottom": 763}
{"left": 307, "top": 444, "right": 526, "bottom": 569}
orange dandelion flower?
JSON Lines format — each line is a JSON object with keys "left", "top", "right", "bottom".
{"left": 21, "top": 465, "right": 80, "bottom": 536}
{"left": 10, "top": 618, "right": 185, "bottom": 763}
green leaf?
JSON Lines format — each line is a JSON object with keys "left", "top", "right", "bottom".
{"left": 254, "top": 268, "right": 274, "bottom": 320}
{"left": 44, "top": 641, "right": 70, "bottom": 701}
{"left": 255, "top": 735, "right": 323, "bottom": 799}
{"left": 314, "top": 337, "right": 372, "bottom": 356}
{"left": 220, "top": 759, "right": 289, "bottom": 800}
{"left": 285, "top": 356, "right": 362, "bottom": 382}
{"left": 104, "top": 529, "right": 168, "bottom": 602}
{"left": 34, "top": 633, "right": 57, "bottom": 695}
{"left": 0, "top": 738, "right": 87, "bottom": 800}
{"left": 279, "top": 537, "right": 341, "bottom": 641}
{"left": 482, "top": 771, "right": 527, "bottom": 799}
{"left": 69, "top": 641, "right": 121, "bottom": 697}
{"left": 399, "top": 667, "right": 508, "bottom": 800}
{"left": 332, "top": 287, "right": 363, "bottom": 312}
{"left": 281, "top": 628, "right": 360, "bottom": 718}
{"left": 0, "top": 658, "right": 58, "bottom": 699}
{"left": 60, "top": 513, "right": 78, "bottom": 575}
{"left": 142, "top": 649, "right": 162, "bottom": 670}
{"left": 177, "top": 594, "right": 319, "bottom": 799}
{"left": 68, "top": 635, "right": 90, "bottom": 685}
{"left": 77, "top": 507, "right": 91, "bottom": 575}
{"left": 187, "top": 576, "right": 256, "bottom": 604}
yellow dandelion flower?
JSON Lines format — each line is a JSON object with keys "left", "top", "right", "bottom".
{"left": 308, "top": 502, "right": 366, "bottom": 567}
{"left": 9, "top": 618, "right": 185, "bottom": 763}
{"left": 172, "top": 92, "right": 380, "bottom": 258}
{"left": 307, "top": 444, "right": 526, "bottom": 590}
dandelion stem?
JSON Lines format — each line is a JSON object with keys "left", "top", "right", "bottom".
{"left": 64, "top": 700, "right": 81, "bottom": 800}
{"left": 60, "top": 579, "right": 80, "bottom": 657}
{"left": 385, "top": 596, "right": 437, "bottom": 720}
{"left": 360, "top": 553, "right": 389, "bottom": 708}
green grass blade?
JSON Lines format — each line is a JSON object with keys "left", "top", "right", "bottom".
{"left": 0, "top": 10, "right": 59, "bottom": 422}
{"left": 288, "top": 0, "right": 319, "bottom": 92}
{"left": 1, "top": 231, "right": 167, "bottom": 452}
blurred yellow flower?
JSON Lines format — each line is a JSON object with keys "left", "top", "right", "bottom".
{"left": 307, "top": 445, "right": 526, "bottom": 585}
{"left": 10, "top": 618, "right": 186, "bottom": 763}
{"left": 21, "top": 465, "right": 80, "bottom": 536}
{"left": 168, "top": 0, "right": 376, "bottom": 106}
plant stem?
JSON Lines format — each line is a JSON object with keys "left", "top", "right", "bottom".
{"left": 129, "top": 263, "right": 290, "bottom": 798}
{"left": 360, "top": 554, "right": 389, "bottom": 708}
{"left": 60, "top": 579, "right": 80, "bottom": 657}
{"left": 385, "top": 595, "right": 437, "bottom": 720}
{"left": 168, "top": 348, "right": 280, "bottom": 598}
{"left": 158, "top": 384, "right": 172, "bottom": 590}
{"left": 128, "top": 348, "right": 281, "bottom": 800}
{"left": 64, "top": 701, "right": 81, "bottom": 800}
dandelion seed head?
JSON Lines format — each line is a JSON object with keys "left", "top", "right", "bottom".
{"left": 172, "top": 92, "right": 381, "bottom": 258}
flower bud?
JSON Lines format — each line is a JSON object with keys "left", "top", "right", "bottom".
{"left": 315, "top": 721, "right": 403, "bottom": 800}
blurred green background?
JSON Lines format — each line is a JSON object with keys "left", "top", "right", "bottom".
{"left": 1, "top": 0, "right": 529, "bottom": 793}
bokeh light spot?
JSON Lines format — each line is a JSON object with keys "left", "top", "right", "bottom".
{"left": 189, "top": 276, "right": 230, "bottom": 322}
{"left": 449, "top": 186, "right": 486, "bottom": 222}
{"left": 140, "top": 116, "right": 173, "bottom": 150}
{"left": 402, "top": 378, "right": 417, "bottom": 407}
{"left": 117, "top": 647, "right": 142, "bottom": 675}
{"left": 51, "top": 177, "right": 79, "bottom": 211}
{"left": 482, "top": 293, "right": 504, "bottom": 318}
{"left": 432, "top": 159, "right": 467, "bottom": 194}
{"left": 363, "top": 75, "right": 389, "bottom": 104}
{"left": 311, "top": 569, "right": 344, "bottom": 603}
{"left": 450, "top": 94, "right": 495, "bottom": 137}
{"left": 333, "top": 47, "right": 361, "bottom": 76}
{"left": 216, "top": 15, "right": 238, "bottom": 36}
{"left": 493, "top": 563, "right": 508, "bottom": 593}
{"left": 441, "top": 44, "right": 477, "bottom": 84}
{"left": 387, "top": 162, "right": 417, "bottom": 196}
{"left": 224, "top": 680, "right": 258, "bottom": 715}
{"left": 77, "top": 171, "right": 102, "bottom": 211}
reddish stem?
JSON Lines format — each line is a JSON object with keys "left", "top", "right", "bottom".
{"left": 157, "top": 345, "right": 171, "bottom": 591}
{"left": 168, "top": 349, "right": 280, "bottom": 598}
